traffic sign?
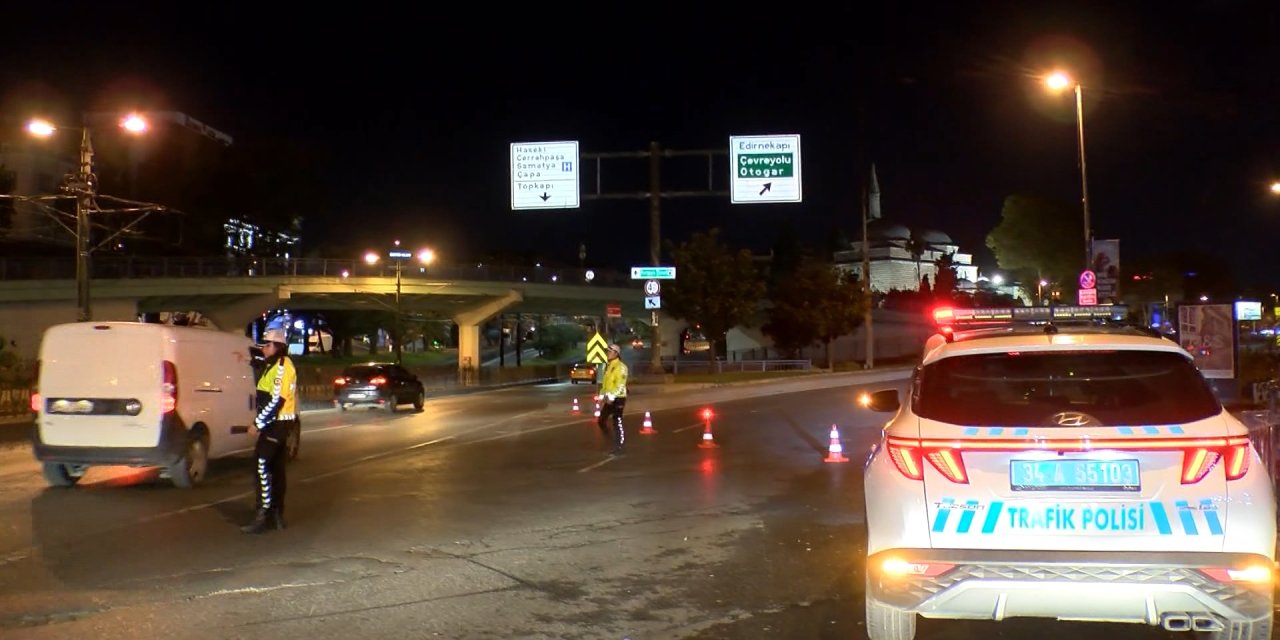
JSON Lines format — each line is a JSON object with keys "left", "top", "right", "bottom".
{"left": 631, "top": 266, "right": 676, "bottom": 279}
{"left": 645, "top": 295, "right": 661, "bottom": 310}
{"left": 586, "top": 332, "right": 609, "bottom": 364}
{"left": 730, "top": 134, "right": 803, "bottom": 204}
{"left": 644, "top": 279, "right": 660, "bottom": 295}
{"left": 388, "top": 249, "right": 411, "bottom": 260}
{"left": 510, "top": 141, "right": 580, "bottom": 210}
{"left": 1078, "top": 288, "right": 1098, "bottom": 305}
{"left": 605, "top": 303, "right": 621, "bottom": 318}
{"left": 1079, "top": 269, "right": 1097, "bottom": 290}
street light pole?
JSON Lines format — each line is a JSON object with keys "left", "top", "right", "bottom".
{"left": 393, "top": 258, "right": 403, "bottom": 365}
{"left": 1073, "top": 82, "right": 1093, "bottom": 272}
{"left": 75, "top": 127, "right": 94, "bottom": 322}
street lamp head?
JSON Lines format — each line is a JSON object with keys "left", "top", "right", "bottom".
{"left": 418, "top": 248, "right": 435, "bottom": 265}
{"left": 991, "top": 274, "right": 1004, "bottom": 286}
{"left": 363, "top": 251, "right": 379, "bottom": 265}
{"left": 119, "top": 113, "right": 149, "bottom": 134}
{"left": 1270, "top": 181, "right": 1280, "bottom": 195}
{"left": 1045, "top": 71, "right": 1073, "bottom": 92}
{"left": 26, "top": 119, "right": 57, "bottom": 137}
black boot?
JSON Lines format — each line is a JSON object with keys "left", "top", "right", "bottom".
{"left": 240, "top": 509, "right": 274, "bottom": 534}
{"left": 272, "top": 506, "right": 286, "bottom": 530}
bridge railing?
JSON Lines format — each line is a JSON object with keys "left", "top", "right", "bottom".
{"left": 0, "top": 257, "right": 634, "bottom": 287}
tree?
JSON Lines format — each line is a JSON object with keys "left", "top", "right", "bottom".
{"left": 933, "top": 253, "right": 959, "bottom": 301}
{"left": 905, "top": 228, "right": 928, "bottom": 287}
{"left": 764, "top": 259, "right": 866, "bottom": 368}
{"left": 663, "top": 228, "right": 766, "bottom": 363}
{"left": 986, "top": 195, "right": 1082, "bottom": 287}
{"left": 0, "top": 165, "right": 15, "bottom": 232}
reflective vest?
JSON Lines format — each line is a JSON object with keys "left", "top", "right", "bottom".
{"left": 600, "top": 358, "right": 628, "bottom": 398}
{"left": 255, "top": 356, "right": 298, "bottom": 425}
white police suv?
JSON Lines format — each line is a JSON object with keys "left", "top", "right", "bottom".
{"left": 861, "top": 305, "right": 1276, "bottom": 640}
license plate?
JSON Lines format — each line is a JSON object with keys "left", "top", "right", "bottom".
{"left": 1010, "top": 459, "right": 1140, "bottom": 492}
{"left": 347, "top": 393, "right": 366, "bottom": 399}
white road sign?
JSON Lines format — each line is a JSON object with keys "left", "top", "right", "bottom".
{"left": 730, "top": 134, "right": 802, "bottom": 204}
{"left": 644, "top": 279, "right": 660, "bottom": 296}
{"left": 510, "top": 141, "right": 580, "bottom": 210}
{"left": 645, "top": 296, "right": 661, "bottom": 310}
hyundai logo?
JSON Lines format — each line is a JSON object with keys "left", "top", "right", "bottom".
{"left": 1052, "top": 412, "right": 1094, "bottom": 427}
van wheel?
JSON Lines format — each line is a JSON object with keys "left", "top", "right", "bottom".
{"left": 285, "top": 422, "right": 301, "bottom": 461}
{"left": 169, "top": 431, "right": 209, "bottom": 489}
{"left": 42, "top": 462, "right": 85, "bottom": 487}
{"left": 413, "top": 390, "right": 425, "bottom": 412}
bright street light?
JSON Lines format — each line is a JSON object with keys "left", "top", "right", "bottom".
{"left": 367, "top": 243, "right": 434, "bottom": 364}
{"left": 1270, "top": 181, "right": 1280, "bottom": 195}
{"left": 1045, "top": 69, "right": 1094, "bottom": 272}
{"left": 26, "top": 114, "right": 150, "bottom": 322}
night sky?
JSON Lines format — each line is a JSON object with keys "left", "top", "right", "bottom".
{"left": 2, "top": 1, "right": 1278, "bottom": 286}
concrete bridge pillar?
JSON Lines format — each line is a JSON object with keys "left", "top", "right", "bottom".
{"left": 452, "top": 290, "right": 522, "bottom": 386}
{"left": 195, "top": 290, "right": 292, "bottom": 336}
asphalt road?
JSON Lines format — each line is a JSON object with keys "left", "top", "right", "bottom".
{"left": 0, "top": 372, "right": 1270, "bottom": 639}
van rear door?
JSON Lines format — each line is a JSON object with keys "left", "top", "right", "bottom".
{"left": 38, "top": 323, "right": 166, "bottom": 448}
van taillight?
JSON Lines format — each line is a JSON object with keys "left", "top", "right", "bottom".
{"left": 29, "top": 392, "right": 41, "bottom": 413}
{"left": 370, "top": 376, "right": 387, "bottom": 386}
{"left": 334, "top": 377, "right": 347, "bottom": 386}
{"left": 162, "top": 360, "right": 178, "bottom": 414}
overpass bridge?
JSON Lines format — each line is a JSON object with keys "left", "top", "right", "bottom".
{"left": 0, "top": 256, "right": 646, "bottom": 374}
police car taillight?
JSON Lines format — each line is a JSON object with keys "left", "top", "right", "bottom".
{"left": 886, "top": 438, "right": 969, "bottom": 484}
{"left": 881, "top": 557, "right": 954, "bottom": 578}
{"left": 1201, "top": 565, "right": 1273, "bottom": 584}
{"left": 1181, "top": 442, "right": 1250, "bottom": 484}
{"left": 932, "top": 307, "right": 955, "bottom": 325}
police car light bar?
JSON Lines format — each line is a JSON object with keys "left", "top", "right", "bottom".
{"left": 931, "top": 305, "right": 1128, "bottom": 327}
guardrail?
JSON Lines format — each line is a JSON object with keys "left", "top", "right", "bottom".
{"left": 633, "top": 359, "right": 811, "bottom": 375}
{"left": 0, "top": 256, "right": 635, "bottom": 287}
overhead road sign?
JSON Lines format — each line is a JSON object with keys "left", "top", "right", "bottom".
{"left": 730, "top": 134, "right": 802, "bottom": 204}
{"left": 511, "top": 140, "right": 580, "bottom": 210}
{"left": 586, "top": 332, "right": 609, "bottom": 364}
{"left": 631, "top": 266, "right": 676, "bottom": 279}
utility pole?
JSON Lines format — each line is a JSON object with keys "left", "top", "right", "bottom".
{"left": 75, "top": 128, "right": 94, "bottom": 322}
{"left": 583, "top": 143, "right": 726, "bottom": 373}
{"left": 861, "top": 179, "right": 874, "bottom": 369}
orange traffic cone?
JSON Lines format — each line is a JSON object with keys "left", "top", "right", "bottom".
{"left": 698, "top": 413, "right": 719, "bottom": 449}
{"left": 824, "top": 424, "right": 848, "bottom": 463}
{"left": 639, "top": 411, "right": 656, "bottom": 434}
{"left": 571, "top": 397, "right": 581, "bottom": 415}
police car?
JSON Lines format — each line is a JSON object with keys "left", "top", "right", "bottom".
{"left": 861, "top": 305, "right": 1276, "bottom": 640}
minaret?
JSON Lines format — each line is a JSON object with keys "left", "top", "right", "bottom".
{"left": 868, "top": 163, "right": 881, "bottom": 220}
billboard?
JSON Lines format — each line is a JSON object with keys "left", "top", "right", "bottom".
{"left": 1235, "top": 301, "right": 1262, "bottom": 321}
{"left": 1177, "top": 303, "right": 1236, "bottom": 379}
{"left": 1090, "top": 239, "right": 1120, "bottom": 302}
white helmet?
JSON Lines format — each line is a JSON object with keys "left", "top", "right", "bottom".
{"left": 260, "top": 327, "right": 287, "bottom": 345}
{"left": 607, "top": 343, "right": 622, "bottom": 354}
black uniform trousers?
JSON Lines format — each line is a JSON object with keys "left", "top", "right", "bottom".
{"left": 254, "top": 419, "right": 294, "bottom": 515}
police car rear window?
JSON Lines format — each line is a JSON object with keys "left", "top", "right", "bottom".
{"left": 915, "top": 350, "right": 1220, "bottom": 427}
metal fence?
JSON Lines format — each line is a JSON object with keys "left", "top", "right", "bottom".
{"left": 1241, "top": 380, "right": 1280, "bottom": 486}
{"left": 633, "top": 359, "right": 811, "bottom": 375}
{"left": 0, "top": 256, "right": 634, "bottom": 287}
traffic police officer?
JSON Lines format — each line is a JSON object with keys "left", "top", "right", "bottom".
{"left": 242, "top": 326, "right": 298, "bottom": 534}
{"left": 597, "top": 343, "right": 629, "bottom": 455}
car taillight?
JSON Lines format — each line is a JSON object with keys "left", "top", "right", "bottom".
{"left": 1202, "top": 565, "right": 1274, "bottom": 584}
{"left": 334, "top": 377, "right": 347, "bottom": 385}
{"left": 161, "top": 360, "right": 178, "bottom": 414}
{"left": 886, "top": 438, "right": 969, "bottom": 484}
{"left": 370, "top": 376, "right": 387, "bottom": 386}
{"left": 1182, "top": 442, "right": 1250, "bottom": 483}
{"left": 29, "top": 392, "right": 41, "bottom": 413}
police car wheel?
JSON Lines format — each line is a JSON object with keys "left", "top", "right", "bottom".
{"left": 865, "top": 574, "right": 916, "bottom": 640}
{"left": 42, "top": 462, "right": 84, "bottom": 488}
{"left": 413, "top": 391, "right": 425, "bottom": 412}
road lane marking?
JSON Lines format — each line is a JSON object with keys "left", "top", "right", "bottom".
{"left": 577, "top": 456, "right": 619, "bottom": 473}
{"left": 671, "top": 422, "right": 705, "bottom": 433}
{"left": 300, "top": 436, "right": 456, "bottom": 483}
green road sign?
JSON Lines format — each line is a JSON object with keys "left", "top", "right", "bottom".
{"left": 630, "top": 266, "right": 676, "bottom": 279}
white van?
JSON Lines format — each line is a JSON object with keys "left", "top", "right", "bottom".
{"left": 31, "top": 322, "right": 296, "bottom": 488}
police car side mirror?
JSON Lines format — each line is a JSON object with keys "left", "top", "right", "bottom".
{"left": 865, "top": 389, "right": 900, "bottom": 413}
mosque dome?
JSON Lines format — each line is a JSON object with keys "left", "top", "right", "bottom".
{"left": 867, "top": 220, "right": 910, "bottom": 241}
{"left": 920, "top": 229, "right": 953, "bottom": 245}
